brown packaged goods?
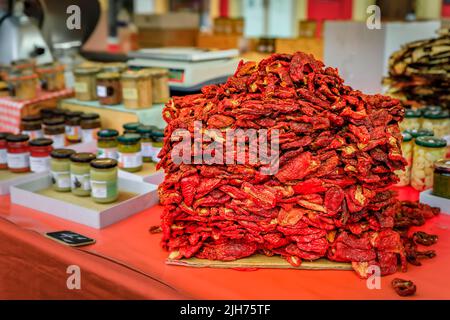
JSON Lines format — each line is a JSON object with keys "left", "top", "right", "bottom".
{"left": 121, "top": 70, "right": 152, "bottom": 109}
{"left": 74, "top": 67, "right": 100, "bottom": 101}
{"left": 147, "top": 68, "right": 170, "bottom": 104}
{"left": 96, "top": 72, "right": 122, "bottom": 105}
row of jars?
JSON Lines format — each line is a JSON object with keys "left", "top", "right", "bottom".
{"left": 400, "top": 106, "right": 450, "bottom": 139}
{"left": 50, "top": 149, "right": 119, "bottom": 204}
{"left": 396, "top": 129, "right": 448, "bottom": 194}
{"left": 74, "top": 65, "right": 170, "bottom": 109}
{"left": 20, "top": 109, "right": 101, "bottom": 147}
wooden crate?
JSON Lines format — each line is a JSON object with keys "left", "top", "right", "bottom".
{"left": 275, "top": 37, "right": 324, "bottom": 60}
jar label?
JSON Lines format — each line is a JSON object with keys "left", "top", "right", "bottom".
{"left": 98, "top": 147, "right": 118, "bottom": 160}
{"left": 118, "top": 152, "right": 142, "bottom": 169}
{"left": 51, "top": 171, "right": 70, "bottom": 189}
{"left": 91, "top": 180, "right": 118, "bottom": 199}
{"left": 123, "top": 88, "right": 138, "bottom": 100}
{"left": 71, "top": 173, "right": 91, "bottom": 191}
{"left": 30, "top": 156, "right": 51, "bottom": 173}
{"left": 45, "top": 133, "right": 65, "bottom": 148}
{"left": 75, "top": 82, "right": 88, "bottom": 93}
{"left": 97, "top": 85, "right": 108, "bottom": 97}
{"left": 82, "top": 128, "right": 99, "bottom": 143}
{"left": 0, "top": 149, "right": 6, "bottom": 164}
{"left": 141, "top": 142, "right": 154, "bottom": 158}
{"left": 151, "top": 147, "right": 162, "bottom": 163}
{"left": 66, "top": 125, "right": 81, "bottom": 140}
{"left": 6, "top": 152, "right": 30, "bottom": 169}
{"left": 22, "top": 129, "right": 43, "bottom": 140}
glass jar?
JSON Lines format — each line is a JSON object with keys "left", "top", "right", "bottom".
{"left": 74, "top": 67, "right": 100, "bottom": 101}
{"left": 151, "top": 128, "right": 164, "bottom": 163}
{"left": 50, "top": 149, "right": 75, "bottom": 192}
{"left": 6, "top": 134, "right": 30, "bottom": 173}
{"left": 421, "top": 110, "right": 450, "bottom": 138}
{"left": 121, "top": 70, "right": 152, "bottom": 109}
{"left": 123, "top": 122, "right": 141, "bottom": 134}
{"left": 43, "top": 117, "right": 66, "bottom": 148}
{"left": 117, "top": 134, "right": 142, "bottom": 172}
{"left": 80, "top": 113, "right": 101, "bottom": 143}
{"left": 90, "top": 158, "right": 119, "bottom": 204}
{"left": 399, "top": 109, "right": 421, "bottom": 132}
{"left": 96, "top": 72, "right": 122, "bottom": 105}
{"left": 433, "top": 159, "right": 450, "bottom": 199}
{"left": 40, "top": 108, "right": 55, "bottom": 120}
{"left": 137, "top": 125, "right": 154, "bottom": 163}
{"left": 70, "top": 152, "right": 96, "bottom": 196}
{"left": 147, "top": 68, "right": 170, "bottom": 104}
{"left": 29, "top": 138, "right": 53, "bottom": 173}
{"left": 21, "top": 115, "right": 43, "bottom": 140}
{"left": 395, "top": 133, "right": 413, "bottom": 187}
{"left": 36, "top": 63, "right": 66, "bottom": 91}
{"left": 65, "top": 111, "right": 83, "bottom": 144}
{"left": 11, "top": 59, "right": 35, "bottom": 73}
{"left": 97, "top": 129, "right": 119, "bottom": 160}
{"left": 411, "top": 136, "right": 447, "bottom": 191}
{"left": 7, "top": 72, "right": 38, "bottom": 100}
{"left": 404, "top": 128, "right": 434, "bottom": 139}
{"left": 0, "top": 132, "right": 11, "bottom": 170}
{"left": 0, "top": 81, "right": 9, "bottom": 97}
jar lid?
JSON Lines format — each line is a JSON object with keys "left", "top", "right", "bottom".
{"left": 405, "top": 128, "right": 434, "bottom": 138}
{"left": 121, "top": 70, "right": 151, "bottom": 80}
{"left": 6, "top": 134, "right": 29, "bottom": 142}
{"left": 65, "top": 111, "right": 83, "bottom": 119}
{"left": 36, "top": 64, "right": 65, "bottom": 74}
{"left": 423, "top": 110, "right": 449, "bottom": 119}
{"left": 435, "top": 159, "right": 450, "bottom": 173}
{"left": 97, "top": 72, "right": 120, "bottom": 80}
{"left": 22, "top": 114, "right": 42, "bottom": 122}
{"left": 29, "top": 138, "right": 53, "bottom": 147}
{"left": 137, "top": 125, "right": 154, "bottom": 134}
{"left": 40, "top": 108, "right": 55, "bottom": 117}
{"left": 415, "top": 136, "right": 447, "bottom": 148}
{"left": 70, "top": 152, "right": 96, "bottom": 163}
{"left": 90, "top": 158, "right": 118, "bottom": 169}
{"left": 123, "top": 122, "right": 141, "bottom": 131}
{"left": 402, "top": 132, "right": 413, "bottom": 142}
{"left": 405, "top": 109, "right": 421, "bottom": 118}
{"left": 0, "top": 132, "right": 12, "bottom": 140}
{"left": 146, "top": 68, "right": 169, "bottom": 76}
{"left": 80, "top": 113, "right": 100, "bottom": 120}
{"left": 8, "top": 73, "right": 38, "bottom": 81}
{"left": 425, "top": 105, "right": 442, "bottom": 112}
{"left": 97, "top": 129, "right": 119, "bottom": 138}
{"left": 117, "top": 133, "right": 141, "bottom": 144}
{"left": 50, "top": 148, "right": 76, "bottom": 159}
{"left": 151, "top": 128, "right": 164, "bottom": 138}
{"left": 74, "top": 67, "right": 100, "bottom": 75}
{"left": 43, "top": 117, "right": 65, "bottom": 126}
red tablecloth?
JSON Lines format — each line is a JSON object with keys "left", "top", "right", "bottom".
{"left": 0, "top": 186, "right": 449, "bottom": 299}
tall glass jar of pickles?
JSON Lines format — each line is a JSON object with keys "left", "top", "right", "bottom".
{"left": 70, "top": 153, "right": 96, "bottom": 196}
{"left": 421, "top": 110, "right": 450, "bottom": 138}
{"left": 50, "top": 149, "right": 75, "bottom": 192}
{"left": 90, "top": 158, "right": 119, "bottom": 204}
{"left": 97, "top": 129, "right": 119, "bottom": 160}
{"left": 404, "top": 128, "right": 434, "bottom": 139}
{"left": 117, "top": 134, "right": 142, "bottom": 172}
{"left": 395, "top": 132, "right": 413, "bottom": 186}
{"left": 399, "top": 109, "right": 421, "bottom": 132}
{"left": 410, "top": 136, "right": 447, "bottom": 191}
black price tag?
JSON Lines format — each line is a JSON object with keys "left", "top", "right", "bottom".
{"left": 45, "top": 231, "right": 96, "bottom": 247}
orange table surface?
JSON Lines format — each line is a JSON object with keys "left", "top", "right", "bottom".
{"left": 0, "top": 186, "right": 449, "bottom": 300}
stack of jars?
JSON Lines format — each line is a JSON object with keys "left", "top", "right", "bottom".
{"left": 50, "top": 149, "right": 119, "bottom": 204}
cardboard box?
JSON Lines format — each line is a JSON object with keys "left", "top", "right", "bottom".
{"left": 10, "top": 173, "right": 159, "bottom": 229}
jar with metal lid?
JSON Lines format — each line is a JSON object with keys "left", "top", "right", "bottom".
{"left": 399, "top": 109, "right": 422, "bottom": 132}
{"left": 101, "top": 62, "right": 127, "bottom": 73}
{"left": 395, "top": 132, "right": 413, "bottom": 186}
{"left": 74, "top": 67, "right": 100, "bottom": 101}
{"left": 90, "top": 158, "right": 119, "bottom": 204}
{"left": 50, "top": 148, "right": 75, "bottom": 192}
{"left": 80, "top": 113, "right": 101, "bottom": 143}
{"left": 97, "top": 129, "right": 119, "bottom": 160}
{"left": 117, "top": 134, "right": 142, "bottom": 172}
{"left": 21, "top": 115, "right": 43, "bottom": 140}
{"left": 6, "top": 134, "right": 30, "bottom": 173}
{"left": 7, "top": 72, "right": 38, "bottom": 100}
{"left": 70, "top": 152, "right": 96, "bottom": 196}
{"left": 137, "top": 125, "right": 155, "bottom": 162}
{"left": 29, "top": 138, "right": 53, "bottom": 173}
{"left": 433, "top": 159, "right": 450, "bottom": 199}
{"left": 121, "top": 70, "right": 152, "bottom": 109}
{"left": 123, "top": 122, "right": 141, "bottom": 134}
{"left": 40, "top": 108, "right": 55, "bottom": 120}
{"left": 0, "top": 81, "right": 9, "bottom": 97}
{"left": 36, "top": 63, "right": 66, "bottom": 91}
{"left": 0, "top": 132, "right": 12, "bottom": 169}
{"left": 43, "top": 117, "right": 66, "bottom": 148}
{"left": 151, "top": 128, "right": 164, "bottom": 163}
{"left": 65, "top": 111, "right": 83, "bottom": 144}
{"left": 411, "top": 136, "right": 447, "bottom": 191}
{"left": 404, "top": 128, "right": 434, "bottom": 139}
{"left": 96, "top": 72, "right": 122, "bottom": 105}
{"left": 11, "top": 59, "right": 35, "bottom": 73}
{"left": 421, "top": 110, "right": 450, "bottom": 138}
{"left": 147, "top": 68, "right": 170, "bottom": 104}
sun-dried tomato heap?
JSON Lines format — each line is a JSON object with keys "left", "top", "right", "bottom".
{"left": 157, "top": 51, "right": 439, "bottom": 277}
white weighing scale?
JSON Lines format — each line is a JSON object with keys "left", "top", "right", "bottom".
{"left": 127, "top": 48, "right": 240, "bottom": 92}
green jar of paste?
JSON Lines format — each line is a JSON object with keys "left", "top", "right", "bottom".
{"left": 117, "top": 133, "right": 142, "bottom": 172}
{"left": 433, "top": 159, "right": 450, "bottom": 199}
{"left": 97, "top": 129, "right": 119, "bottom": 160}
{"left": 90, "top": 158, "right": 118, "bottom": 204}
{"left": 70, "top": 152, "right": 96, "bottom": 196}
{"left": 50, "top": 148, "right": 76, "bottom": 192}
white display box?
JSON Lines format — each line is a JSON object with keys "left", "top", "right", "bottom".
{"left": 10, "top": 174, "right": 159, "bottom": 229}
{"left": 419, "top": 189, "right": 450, "bottom": 214}
{"left": 0, "top": 170, "right": 43, "bottom": 195}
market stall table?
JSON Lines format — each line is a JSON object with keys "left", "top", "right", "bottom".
{"left": 0, "top": 186, "right": 449, "bottom": 299}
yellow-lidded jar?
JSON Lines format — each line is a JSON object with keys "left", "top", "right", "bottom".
{"left": 147, "top": 68, "right": 170, "bottom": 104}
{"left": 74, "top": 67, "right": 100, "bottom": 101}
{"left": 117, "top": 133, "right": 142, "bottom": 172}
{"left": 421, "top": 110, "right": 450, "bottom": 138}
{"left": 121, "top": 70, "right": 152, "bottom": 109}
{"left": 410, "top": 136, "right": 447, "bottom": 191}
{"left": 399, "top": 109, "right": 421, "bottom": 132}
{"left": 50, "top": 148, "right": 76, "bottom": 192}
{"left": 90, "top": 158, "right": 119, "bottom": 204}
{"left": 97, "top": 129, "right": 119, "bottom": 160}
{"left": 395, "top": 132, "right": 413, "bottom": 186}
{"left": 70, "top": 152, "right": 96, "bottom": 196}
{"left": 7, "top": 72, "right": 38, "bottom": 100}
